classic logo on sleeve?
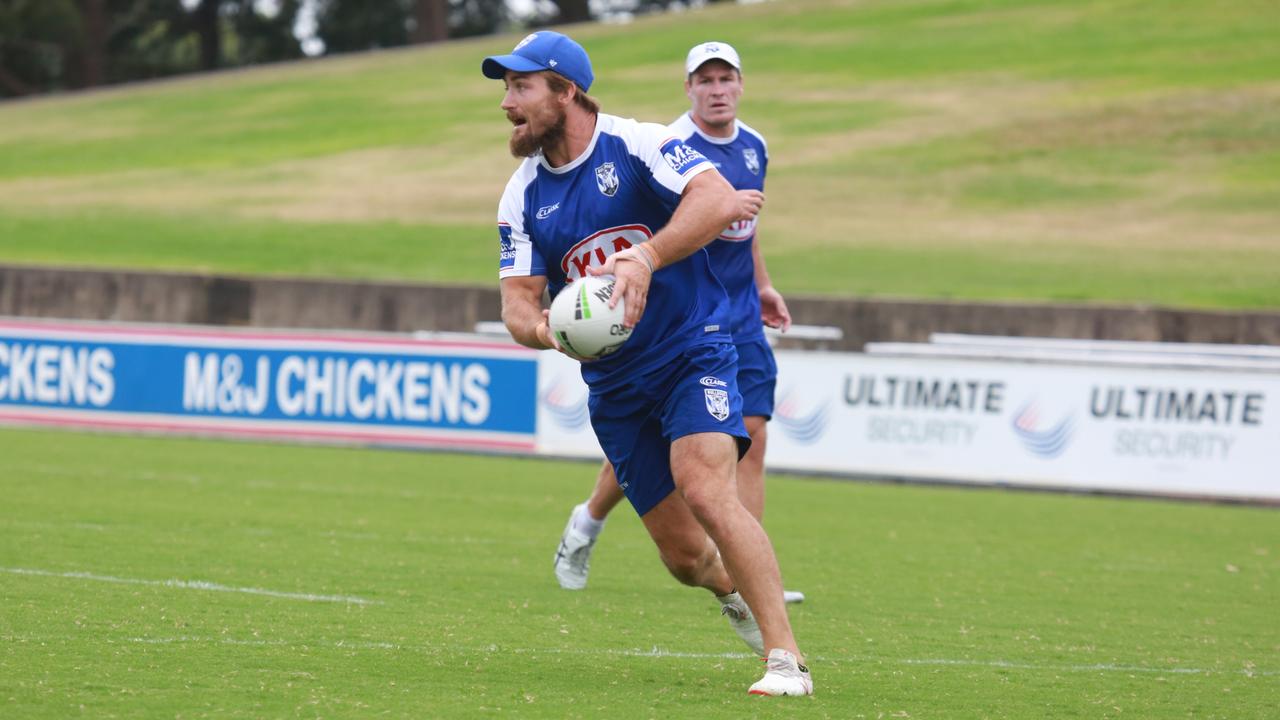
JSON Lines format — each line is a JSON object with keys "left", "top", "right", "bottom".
{"left": 498, "top": 223, "right": 516, "bottom": 271}
{"left": 660, "top": 138, "right": 708, "bottom": 175}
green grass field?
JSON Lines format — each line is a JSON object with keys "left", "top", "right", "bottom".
{"left": 1, "top": 0, "right": 1278, "bottom": 308}
{"left": 2, "top": 427, "right": 1276, "bottom": 718}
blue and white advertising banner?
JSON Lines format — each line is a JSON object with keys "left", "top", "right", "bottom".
{"left": 0, "top": 318, "right": 538, "bottom": 453}
{"left": 537, "top": 348, "right": 1280, "bottom": 501}
{"left": 7, "top": 316, "right": 1276, "bottom": 501}
{"left": 537, "top": 351, "right": 603, "bottom": 458}
{"left": 768, "top": 351, "right": 1279, "bottom": 501}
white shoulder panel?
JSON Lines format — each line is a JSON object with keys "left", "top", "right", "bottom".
{"left": 497, "top": 159, "right": 541, "bottom": 278}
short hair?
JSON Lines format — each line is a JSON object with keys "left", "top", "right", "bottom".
{"left": 545, "top": 72, "right": 601, "bottom": 114}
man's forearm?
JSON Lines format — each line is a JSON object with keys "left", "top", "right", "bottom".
{"left": 644, "top": 172, "right": 738, "bottom": 269}
{"left": 503, "top": 304, "right": 549, "bottom": 349}
{"left": 501, "top": 280, "right": 551, "bottom": 350}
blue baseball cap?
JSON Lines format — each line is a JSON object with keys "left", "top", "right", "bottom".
{"left": 482, "top": 31, "right": 594, "bottom": 93}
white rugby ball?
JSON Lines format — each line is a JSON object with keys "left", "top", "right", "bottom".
{"left": 548, "top": 275, "right": 632, "bottom": 361}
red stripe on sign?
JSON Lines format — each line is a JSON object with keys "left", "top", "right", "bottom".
{"left": 0, "top": 320, "right": 533, "bottom": 354}
{"left": 0, "top": 410, "right": 537, "bottom": 452}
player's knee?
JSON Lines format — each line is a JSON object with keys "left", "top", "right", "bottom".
{"left": 659, "top": 548, "right": 704, "bottom": 586}
{"left": 678, "top": 484, "right": 727, "bottom": 525}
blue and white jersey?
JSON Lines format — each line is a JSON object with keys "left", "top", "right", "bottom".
{"left": 668, "top": 112, "right": 769, "bottom": 343}
{"left": 498, "top": 113, "right": 733, "bottom": 391}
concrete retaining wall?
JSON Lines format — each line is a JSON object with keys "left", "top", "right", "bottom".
{"left": 2, "top": 264, "right": 1277, "bottom": 350}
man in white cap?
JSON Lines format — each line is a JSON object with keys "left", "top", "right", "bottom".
{"left": 486, "top": 31, "right": 811, "bottom": 696}
{"left": 555, "top": 41, "right": 802, "bottom": 590}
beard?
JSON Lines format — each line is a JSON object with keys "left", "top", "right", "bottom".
{"left": 509, "top": 104, "right": 567, "bottom": 158}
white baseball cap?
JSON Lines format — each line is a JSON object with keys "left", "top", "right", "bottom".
{"left": 685, "top": 41, "right": 741, "bottom": 75}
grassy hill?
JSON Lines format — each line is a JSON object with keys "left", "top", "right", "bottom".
{"left": 1, "top": 0, "right": 1277, "bottom": 308}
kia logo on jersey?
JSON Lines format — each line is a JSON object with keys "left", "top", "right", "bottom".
{"left": 560, "top": 224, "right": 653, "bottom": 280}
{"left": 717, "top": 217, "right": 757, "bottom": 243}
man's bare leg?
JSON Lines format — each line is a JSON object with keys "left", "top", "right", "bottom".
{"left": 737, "top": 416, "right": 805, "bottom": 604}
{"left": 637, "top": 488, "right": 734, "bottom": 594}
{"left": 737, "top": 416, "right": 768, "bottom": 521}
{"left": 555, "top": 461, "right": 626, "bottom": 589}
{"left": 636, "top": 475, "right": 763, "bottom": 657}
{"left": 587, "top": 460, "right": 626, "bottom": 521}
{"left": 668, "top": 431, "right": 801, "bottom": 661}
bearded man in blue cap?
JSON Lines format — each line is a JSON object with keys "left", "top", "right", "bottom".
{"left": 484, "top": 31, "right": 812, "bottom": 696}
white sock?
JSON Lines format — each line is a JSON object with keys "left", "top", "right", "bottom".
{"left": 571, "top": 502, "right": 605, "bottom": 539}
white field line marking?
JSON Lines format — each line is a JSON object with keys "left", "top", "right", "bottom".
{"left": 0, "top": 567, "right": 379, "bottom": 606}
{"left": 0, "top": 519, "right": 495, "bottom": 548}
{"left": 2, "top": 634, "right": 1273, "bottom": 677}
{"left": 0, "top": 636, "right": 1251, "bottom": 678}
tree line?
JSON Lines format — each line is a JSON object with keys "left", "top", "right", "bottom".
{"left": 0, "top": 0, "right": 696, "bottom": 99}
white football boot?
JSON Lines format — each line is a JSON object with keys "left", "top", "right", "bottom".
{"left": 748, "top": 648, "right": 814, "bottom": 696}
{"left": 783, "top": 590, "right": 806, "bottom": 604}
{"left": 718, "top": 591, "right": 765, "bottom": 656}
{"left": 553, "top": 505, "right": 596, "bottom": 590}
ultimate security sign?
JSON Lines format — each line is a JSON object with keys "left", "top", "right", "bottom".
{"left": 537, "top": 348, "right": 1280, "bottom": 502}
{"left": 768, "top": 352, "right": 1279, "bottom": 501}
{"left": 0, "top": 318, "right": 538, "bottom": 452}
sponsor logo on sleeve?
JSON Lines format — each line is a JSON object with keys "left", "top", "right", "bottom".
{"left": 498, "top": 223, "right": 516, "bottom": 271}
{"left": 660, "top": 138, "right": 708, "bottom": 175}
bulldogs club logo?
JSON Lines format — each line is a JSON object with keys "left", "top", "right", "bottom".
{"left": 595, "top": 162, "right": 619, "bottom": 197}
{"left": 1011, "top": 400, "right": 1075, "bottom": 458}
{"left": 704, "top": 388, "right": 730, "bottom": 421}
{"left": 743, "top": 148, "right": 760, "bottom": 175}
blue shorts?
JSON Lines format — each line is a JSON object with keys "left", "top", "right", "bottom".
{"left": 588, "top": 342, "right": 750, "bottom": 516}
{"left": 735, "top": 337, "right": 778, "bottom": 420}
